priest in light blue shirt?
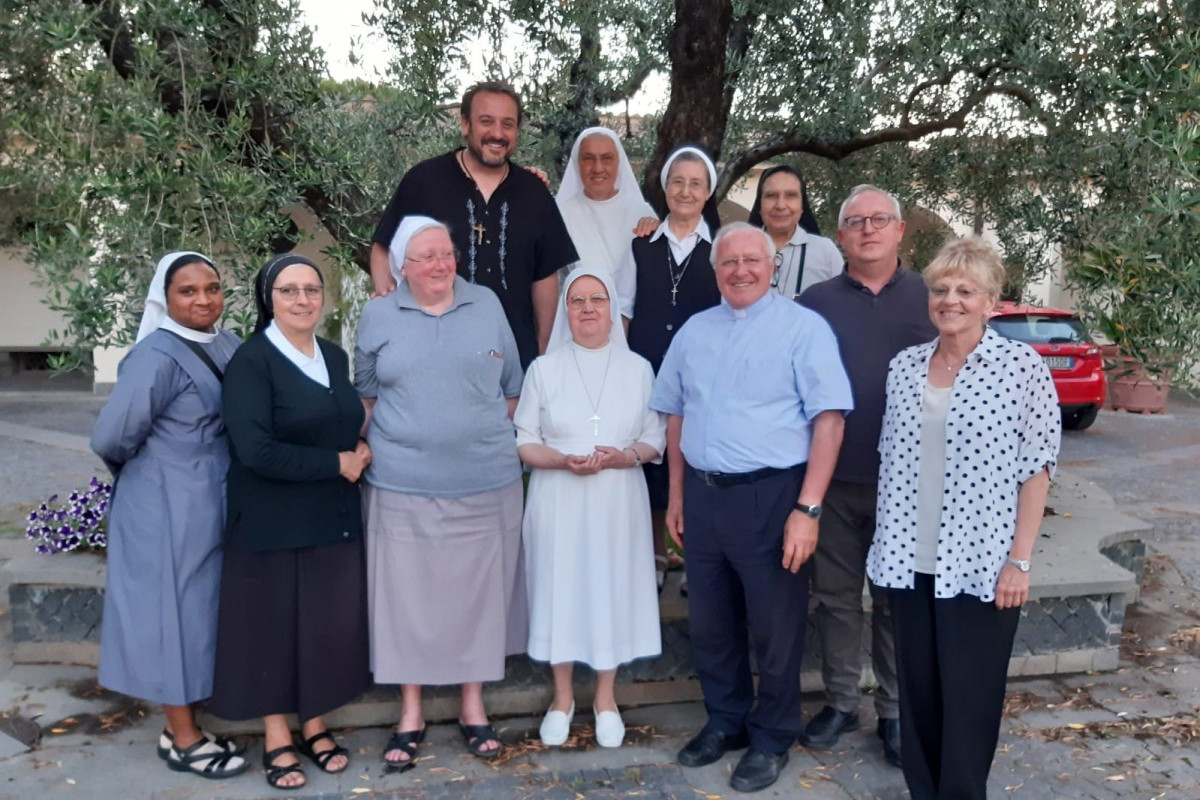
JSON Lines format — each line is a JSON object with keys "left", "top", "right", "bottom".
{"left": 650, "top": 221, "right": 852, "bottom": 794}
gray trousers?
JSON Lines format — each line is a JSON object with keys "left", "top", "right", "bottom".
{"left": 810, "top": 479, "right": 899, "bottom": 718}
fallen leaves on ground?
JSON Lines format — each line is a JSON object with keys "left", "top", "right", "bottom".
{"left": 486, "top": 724, "right": 658, "bottom": 768}
{"left": 1013, "top": 712, "right": 1200, "bottom": 744}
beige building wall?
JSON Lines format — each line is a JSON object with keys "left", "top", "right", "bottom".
{"left": 0, "top": 247, "right": 69, "bottom": 350}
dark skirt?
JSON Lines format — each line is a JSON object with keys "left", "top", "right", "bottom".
{"left": 642, "top": 461, "right": 670, "bottom": 510}
{"left": 208, "top": 538, "right": 370, "bottom": 722}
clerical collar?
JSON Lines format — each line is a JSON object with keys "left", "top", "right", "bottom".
{"left": 721, "top": 290, "right": 774, "bottom": 320}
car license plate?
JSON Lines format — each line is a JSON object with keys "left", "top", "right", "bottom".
{"left": 1044, "top": 355, "right": 1073, "bottom": 370}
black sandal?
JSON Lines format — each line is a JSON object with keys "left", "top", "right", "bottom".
{"left": 296, "top": 730, "right": 350, "bottom": 774}
{"left": 458, "top": 721, "right": 502, "bottom": 760}
{"left": 382, "top": 727, "right": 426, "bottom": 772}
{"left": 263, "top": 745, "right": 305, "bottom": 790}
{"left": 166, "top": 737, "right": 250, "bottom": 779}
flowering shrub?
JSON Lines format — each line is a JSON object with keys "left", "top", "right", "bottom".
{"left": 25, "top": 477, "right": 112, "bottom": 555}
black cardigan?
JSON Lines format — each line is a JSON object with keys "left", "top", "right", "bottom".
{"left": 221, "top": 333, "right": 365, "bottom": 553}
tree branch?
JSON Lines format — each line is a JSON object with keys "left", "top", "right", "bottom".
{"left": 716, "top": 84, "right": 1041, "bottom": 199}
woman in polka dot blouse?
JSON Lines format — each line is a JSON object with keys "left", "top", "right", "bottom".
{"left": 867, "top": 236, "right": 1061, "bottom": 800}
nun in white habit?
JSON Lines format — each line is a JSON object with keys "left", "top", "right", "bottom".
{"left": 514, "top": 266, "right": 665, "bottom": 749}
{"left": 91, "top": 252, "right": 247, "bottom": 778}
{"left": 555, "top": 127, "right": 658, "bottom": 319}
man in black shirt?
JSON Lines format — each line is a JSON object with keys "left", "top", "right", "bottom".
{"left": 369, "top": 81, "right": 578, "bottom": 368}
{"left": 798, "top": 184, "right": 937, "bottom": 768}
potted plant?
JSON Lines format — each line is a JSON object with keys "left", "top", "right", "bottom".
{"left": 1065, "top": 41, "right": 1200, "bottom": 412}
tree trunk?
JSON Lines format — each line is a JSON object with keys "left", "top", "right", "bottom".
{"left": 642, "top": 0, "right": 733, "bottom": 215}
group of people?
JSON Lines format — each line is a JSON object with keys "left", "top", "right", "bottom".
{"left": 91, "top": 79, "right": 1061, "bottom": 799}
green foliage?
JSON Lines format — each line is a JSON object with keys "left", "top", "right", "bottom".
{"left": 2, "top": 0, "right": 1195, "bottom": 374}
{"left": 0, "top": 0, "right": 444, "bottom": 366}
{"left": 1065, "top": 26, "right": 1200, "bottom": 389}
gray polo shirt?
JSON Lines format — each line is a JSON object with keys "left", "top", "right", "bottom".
{"left": 799, "top": 265, "right": 936, "bottom": 484}
{"left": 355, "top": 276, "right": 523, "bottom": 496}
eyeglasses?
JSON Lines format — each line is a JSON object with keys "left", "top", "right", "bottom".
{"left": 929, "top": 285, "right": 984, "bottom": 300}
{"left": 716, "top": 255, "right": 769, "bottom": 270}
{"left": 405, "top": 250, "right": 458, "bottom": 265}
{"left": 666, "top": 177, "right": 708, "bottom": 193}
{"left": 567, "top": 293, "right": 610, "bottom": 309}
{"left": 770, "top": 251, "right": 784, "bottom": 287}
{"left": 841, "top": 214, "right": 899, "bottom": 231}
{"left": 272, "top": 285, "right": 324, "bottom": 300}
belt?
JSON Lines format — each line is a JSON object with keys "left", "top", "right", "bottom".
{"left": 689, "top": 465, "right": 800, "bottom": 488}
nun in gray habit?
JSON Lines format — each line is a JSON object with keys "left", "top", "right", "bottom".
{"left": 91, "top": 252, "right": 248, "bottom": 779}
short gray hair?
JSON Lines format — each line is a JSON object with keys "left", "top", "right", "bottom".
{"left": 923, "top": 236, "right": 1005, "bottom": 300}
{"left": 837, "top": 184, "right": 902, "bottom": 226}
{"left": 710, "top": 221, "right": 775, "bottom": 267}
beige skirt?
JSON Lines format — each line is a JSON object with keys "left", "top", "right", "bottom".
{"left": 364, "top": 481, "right": 527, "bottom": 685}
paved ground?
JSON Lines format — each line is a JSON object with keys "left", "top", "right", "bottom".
{"left": 0, "top": 391, "right": 1198, "bottom": 799}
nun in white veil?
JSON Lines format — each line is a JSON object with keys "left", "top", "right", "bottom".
{"left": 514, "top": 266, "right": 666, "bottom": 749}
{"left": 90, "top": 252, "right": 247, "bottom": 778}
{"left": 555, "top": 128, "right": 658, "bottom": 318}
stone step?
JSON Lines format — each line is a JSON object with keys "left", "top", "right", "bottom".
{"left": 6, "top": 471, "right": 1151, "bottom": 734}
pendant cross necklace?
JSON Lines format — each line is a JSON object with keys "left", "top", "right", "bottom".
{"left": 668, "top": 248, "right": 694, "bottom": 307}
{"left": 572, "top": 347, "right": 613, "bottom": 437}
{"left": 471, "top": 223, "right": 486, "bottom": 245}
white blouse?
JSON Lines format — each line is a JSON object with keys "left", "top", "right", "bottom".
{"left": 867, "top": 328, "right": 1061, "bottom": 601}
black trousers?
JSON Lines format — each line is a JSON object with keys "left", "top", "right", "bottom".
{"left": 889, "top": 573, "right": 1020, "bottom": 800}
{"left": 682, "top": 464, "right": 809, "bottom": 754}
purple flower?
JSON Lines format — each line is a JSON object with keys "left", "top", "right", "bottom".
{"left": 89, "top": 476, "right": 100, "bottom": 488}
{"left": 57, "top": 535, "right": 81, "bottom": 552}
{"left": 27, "top": 511, "right": 37, "bottom": 522}
{"left": 35, "top": 544, "right": 54, "bottom": 555}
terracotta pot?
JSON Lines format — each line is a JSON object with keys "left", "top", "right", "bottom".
{"left": 1104, "top": 357, "right": 1171, "bottom": 413}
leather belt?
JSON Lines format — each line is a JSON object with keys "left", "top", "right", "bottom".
{"left": 689, "top": 465, "right": 798, "bottom": 488}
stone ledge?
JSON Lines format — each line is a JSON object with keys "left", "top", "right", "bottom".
{"left": 1028, "top": 472, "right": 1149, "bottom": 601}
{"left": 6, "top": 469, "right": 1151, "bottom": 728}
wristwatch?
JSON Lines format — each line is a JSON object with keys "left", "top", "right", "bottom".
{"left": 1006, "top": 557, "right": 1032, "bottom": 573}
{"left": 794, "top": 502, "right": 822, "bottom": 520}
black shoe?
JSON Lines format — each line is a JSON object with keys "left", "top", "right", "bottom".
{"left": 799, "top": 706, "right": 860, "bottom": 749}
{"left": 877, "top": 717, "right": 901, "bottom": 768}
{"left": 677, "top": 728, "right": 750, "bottom": 768}
{"left": 729, "top": 748, "right": 789, "bottom": 793}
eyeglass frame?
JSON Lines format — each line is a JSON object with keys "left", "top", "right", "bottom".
{"left": 566, "top": 292, "right": 611, "bottom": 309}
{"left": 272, "top": 285, "right": 325, "bottom": 300}
{"left": 840, "top": 213, "right": 900, "bottom": 232}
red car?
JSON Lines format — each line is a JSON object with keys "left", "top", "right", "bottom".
{"left": 988, "top": 302, "right": 1107, "bottom": 430}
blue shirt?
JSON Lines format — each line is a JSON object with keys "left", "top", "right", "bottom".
{"left": 650, "top": 291, "right": 854, "bottom": 472}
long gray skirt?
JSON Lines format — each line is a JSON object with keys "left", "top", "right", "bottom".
{"left": 365, "top": 480, "right": 527, "bottom": 685}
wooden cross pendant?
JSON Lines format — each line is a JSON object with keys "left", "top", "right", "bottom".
{"left": 589, "top": 413, "right": 601, "bottom": 436}
{"left": 471, "top": 223, "right": 486, "bottom": 245}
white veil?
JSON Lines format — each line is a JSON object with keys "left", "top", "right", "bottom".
{"left": 546, "top": 266, "right": 629, "bottom": 353}
{"left": 135, "top": 251, "right": 217, "bottom": 343}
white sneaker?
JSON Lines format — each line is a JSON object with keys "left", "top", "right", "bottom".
{"left": 539, "top": 702, "right": 575, "bottom": 746}
{"left": 593, "top": 706, "right": 625, "bottom": 748}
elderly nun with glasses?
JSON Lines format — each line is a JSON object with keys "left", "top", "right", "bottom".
{"left": 620, "top": 144, "right": 724, "bottom": 593}
{"left": 515, "top": 266, "right": 666, "bottom": 749}
{"left": 355, "top": 215, "right": 527, "bottom": 769}
{"left": 210, "top": 253, "right": 371, "bottom": 791}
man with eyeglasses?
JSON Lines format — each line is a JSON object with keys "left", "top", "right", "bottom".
{"left": 651, "top": 222, "right": 852, "bottom": 792}
{"left": 797, "top": 184, "right": 937, "bottom": 768}
{"left": 366, "top": 80, "right": 577, "bottom": 369}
